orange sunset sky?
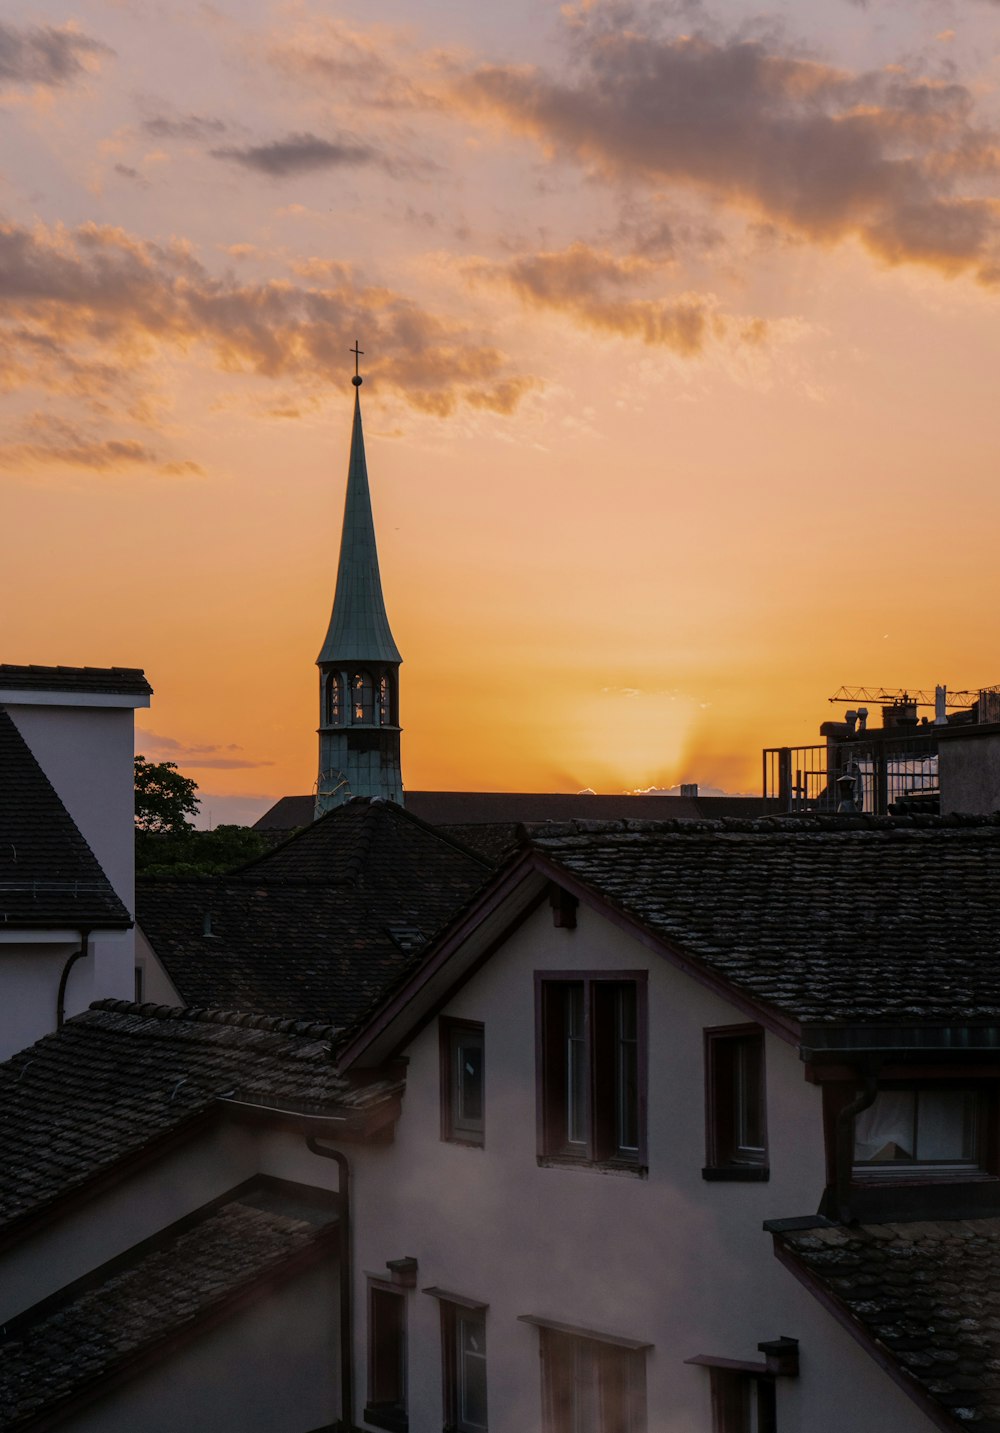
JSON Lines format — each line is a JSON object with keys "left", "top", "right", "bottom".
{"left": 2, "top": 0, "right": 1000, "bottom": 824}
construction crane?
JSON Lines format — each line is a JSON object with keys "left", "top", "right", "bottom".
{"left": 828, "top": 685, "right": 1000, "bottom": 709}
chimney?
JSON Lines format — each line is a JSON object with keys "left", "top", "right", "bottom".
{"left": 679, "top": 783, "right": 699, "bottom": 799}
{"left": 935, "top": 685, "right": 948, "bottom": 725}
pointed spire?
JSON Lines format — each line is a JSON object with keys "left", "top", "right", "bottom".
{"left": 317, "top": 370, "right": 402, "bottom": 666}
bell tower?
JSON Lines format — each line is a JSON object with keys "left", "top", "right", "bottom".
{"left": 315, "top": 348, "right": 403, "bottom": 815}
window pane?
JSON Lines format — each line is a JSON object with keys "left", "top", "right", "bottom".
{"left": 735, "top": 1039, "right": 763, "bottom": 1154}
{"left": 370, "top": 1288, "right": 405, "bottom": 1407}
{"left": 854, "top": 1090, "right": 982, "bottom": 1165}
{"left": 459, "top": 1040, "right": 483, "bottom": 1123}
{"left": 567, "top": 983, "right": 587, "bottom": 1146}
{"left": 915, "top": 1090, "right": 979, "bottom": 1161}
{"left": 459, "top": 1314, "right": 488, "bottom": 1429}
{"left": 616, "top": 985, "right": 639, "bottom": 1153}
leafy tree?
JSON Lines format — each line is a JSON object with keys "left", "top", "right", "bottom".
{"left": 136, "top": 823, "right": 271, "bottom": 876}
{"left": 134, "top": 756, "right": 199, "bottom": 834}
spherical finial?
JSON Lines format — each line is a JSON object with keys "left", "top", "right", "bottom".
{"left": 352, "top": 374, "right": 362, "bottom": 387}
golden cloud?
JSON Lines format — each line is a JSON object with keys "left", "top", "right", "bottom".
{"left": 0, "top": 217, "right": 531, "bottom": 430}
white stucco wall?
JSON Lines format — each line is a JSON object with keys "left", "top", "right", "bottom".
{"left": 342, "top": 899, "right": 938, "bottom": 1433}
{"left": 1, "top": 700, "right": 141, "bottom": 1058}
{"left": 0, "top": 1121, "right": 263, "bottom": 1321}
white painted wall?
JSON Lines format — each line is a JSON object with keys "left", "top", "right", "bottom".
{"left": 6, "top": 704, "right": 137, "bottom": 908}
{"left": 343, "top": 899, "right": 939, "bottom": 1433}
{"left": 1, "top": 698, "right": 143, "bottom": 1057}
{"left": 135, "top": 925, "right": 184, "bottom": 1006}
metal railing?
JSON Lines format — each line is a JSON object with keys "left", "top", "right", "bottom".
{"left": 763, "top": 734, "right": 940, "bottom": 815}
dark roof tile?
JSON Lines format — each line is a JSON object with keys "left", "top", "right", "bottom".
{"left": 0, "top": 666, "right": 152, "bottom": 697}
{"left": 775, "top": 1217, "right": 1000, "bottom": 1432}
{"left": 0, "top": 1179, "right": 337, "bottom": 1430}
{"left": 531, "top": 815, "right": 1000, "bottom": 1024}
{"left": 139, "top": 799, "right": 491, "bottom": 1021}
{"left": 0, "top": 1003, "right": 402, "bottom": 1237}
{"left": 0, "top": 709, "right": 130, "bottom": 929}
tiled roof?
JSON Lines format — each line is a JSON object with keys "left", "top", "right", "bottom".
{"left": 0, "top": 709, "right": 131, "bottom": 929}
{"left": 0, "top": 1002, "right": 402, "bottom": 1239}
{"left": 530, "top": 815, "right": 1000, "bottom": 1025}
{"left": 772, "top": 1216, "right": 1000, "bottom": 1432}
{"left": 252, "top": 791, "right": 777, "bottom": 832}
{"left": 0, "top": 1179, "right": 338, "bottom": 1430}
{"left": 253, "top": 794, "right": 313, "bottom": 830}
{"left": 139, "top": 799, "right": 492, "bottom": 1021}
{"left": 0, "top": 665, "right": 152, "bottom": 696}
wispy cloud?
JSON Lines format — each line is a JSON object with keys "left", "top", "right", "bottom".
{"left": 212, "top": 131, "right": 379, "bottom": 177}
{"left": 0, "top": 20, "right": 111, "bottom": 90}
{"left": 136, "top": 729, "right": 274, "bottom": 770}
{"left": 0, "top": 414, "right": 201, "bottom": 476}
{"left": 468, "top": 242, "right": 764, "bottom": 354}
{"left": 140, "top": 113, "right": 227, "bottom": 141}
{"left": 0, "top": 218, "right": 532, "bottom": 427}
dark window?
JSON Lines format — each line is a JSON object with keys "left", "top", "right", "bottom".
{"left": 704, "top": 1026, "right": 768, "bottom": 1180}
{"left": 352, "top": 671, "right": 374, "bottom": 724}
{"left": 853, "top": 1088, "right": 983, "bottom": 1171}
{"left": 134, "top": 965, "right": 144, "bottom": 1003}
{"left": 710, "top": 1369, "right": 776, "bottom": 1433}
{"left": 366, "top": 1283, "right": 407, "bottom": 1431}
{"left": 540, "top": 1328, "right": 646, "bottom": 1433}
{"left": 441, "top": 1019, "right": 485, "bottom": 1146}
{"left": 325, "top": 671, "right": 343, "bottom": 726}
{"left": 537, "top": 974, "right": 646, "bottom": 1169}
{"left": 442, "top": 1302, "right": 488, "bottom": 1432}
{"left": 379, "top": 672, "right": 394, "bottom": 726}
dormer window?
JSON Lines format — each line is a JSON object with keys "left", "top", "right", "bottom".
{"left": 352, "top": 671, "right": 374, "bottom": 724}
{"left": 854, "top": 1088, "right": 983, "bottom": 1173}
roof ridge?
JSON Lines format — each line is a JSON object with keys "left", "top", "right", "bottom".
{"left": 87, "top": 999, "right": 336, "bottom": 1041}
{"left": 528, "top": 813, "right": 1000, "bottom": 839}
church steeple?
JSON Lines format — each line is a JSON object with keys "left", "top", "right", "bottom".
{"left": 315, "top": 351, "right": 403, "bottom": 816}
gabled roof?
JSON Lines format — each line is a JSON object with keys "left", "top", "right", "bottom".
{"left": 0, "top": 1177, "right": 338, "bottom": 1432}
{"left": 138, "top": 798, "right": 492, "bottom": 1022}
{"left": 530, "top": 815, "right": 1000, "bottom": 1025}
{"left": 0, "top": 1001, "right": 402, "bottom": 1243}
{"left": 336, "top": 813, "right": 1000, "bottom": 1068}
{"left": 0, "top": 665, "right": 152, "bottom": 697}
{"left": 317, "top": 385, "right": 401, "bottom": 666}
{"left": 0, "top": 709, "right": 130, "bottom": 930}
{"left": 771, "top": 1216, "right": 1000, "bottom": 1432}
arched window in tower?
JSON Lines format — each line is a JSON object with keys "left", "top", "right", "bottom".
{"left": 352, "top": 671, "right": 374, "bottom": 724}
{"left": 325, "top": 672, "right": 343, "bottom": 727}
{"left": 379, "top": 673, "right": 395, "bottom": 727}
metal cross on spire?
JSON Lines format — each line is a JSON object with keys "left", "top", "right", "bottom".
{"left": 350, "top": 340, "right": 364, "bottom": 386}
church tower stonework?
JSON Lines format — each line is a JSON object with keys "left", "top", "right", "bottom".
{"left": 315, "top": 360, "right": 403, "bottom": 816}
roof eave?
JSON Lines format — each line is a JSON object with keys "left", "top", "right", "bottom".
{"left": 770, "top": 1232, "right": 960, "bottom": 1433}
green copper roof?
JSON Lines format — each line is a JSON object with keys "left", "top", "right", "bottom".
{"left": 317, "top": 384, "right": 402, "bottom": 667}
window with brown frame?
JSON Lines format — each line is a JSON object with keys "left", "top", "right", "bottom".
{"left": 440, "top": 1019, "right": 485, "bottom": 1147}
{"left": 539, "top": 1327, "right": 646, "bottom": 1433}
{"left": 710, "top": 1368, "right": 776, "bottom": 1433}
{"left": 366, "top": 1282, "right": 407, "bottom": 1432}
{"left": 853, "top": 1087, "right": 985, "bottom": 1173}
{"left": 536, "top": 973, "right": 646, "bottom": 1170}
{"left": 440, "top": 1300, "right": 488, "bottom": 1432}
{"left": 704, "top": 1025, "right": 768, "bottom": 1181}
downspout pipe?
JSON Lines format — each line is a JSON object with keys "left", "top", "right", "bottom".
{"left": 835, "top": 1068, "right": 879, "bottom": 1225}
{"left": 308, "top": 1137, "right": 353, "bottom": 1433}
{"left": 56, "top": 931, "right": 91, "bottom": 1030}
